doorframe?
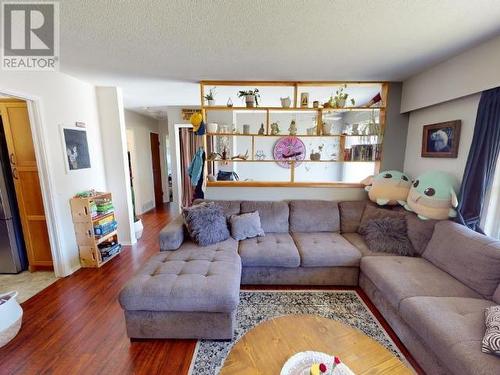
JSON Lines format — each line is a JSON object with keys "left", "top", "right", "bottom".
{"left": 0, "top": 88, "right": 65, "bottom": 277}
{"left": 172, "top": 124, "right": 192, "bottom": 210}
{"left": 149, "top": 131, "right": 163, "bottom": 209}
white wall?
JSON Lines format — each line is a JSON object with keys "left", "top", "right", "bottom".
{"left": 402, "top": 34, "right": 500, "bottom": 112}
{"left": 96, "top": 87, "right": 136, "bottom": 245}
{"left": 206, "top": 187, "right": 367, "bottom": 201}
{"left": 124, "top": 110, "right": 159, "bottom": 214}
{"left": 403, "top": 93, "right": 480, "bottom": 182}
{"left": 0, "top": 71, "right": 107, "bottom": 276}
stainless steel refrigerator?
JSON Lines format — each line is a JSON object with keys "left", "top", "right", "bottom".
{"left": 0, "top": 117, "right": 27, "bottom": 273}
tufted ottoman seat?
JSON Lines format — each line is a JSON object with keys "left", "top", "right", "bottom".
{"left": 119, "top": 238, "right": 241, "bottom": 339}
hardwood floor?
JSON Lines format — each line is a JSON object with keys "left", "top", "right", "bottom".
{"left": 0, "top": 204, "right": 423, "bottom": 375}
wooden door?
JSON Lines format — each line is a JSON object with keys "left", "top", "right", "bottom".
{"left": 150, "top": 133, "right": 163, "bottom": 208}
{"left": 0, "top": 100, "right": 52, "bottom": 271}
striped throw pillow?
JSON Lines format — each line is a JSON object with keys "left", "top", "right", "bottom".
{"left": 482, "top": 305, "right": 500, "bottom": 355}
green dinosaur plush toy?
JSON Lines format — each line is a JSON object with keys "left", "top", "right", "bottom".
{"left": 362, "top": 170, "right": 412, "bottom": 206}
{"left": 403, "top": 170, "right": 459, "bottom": 220}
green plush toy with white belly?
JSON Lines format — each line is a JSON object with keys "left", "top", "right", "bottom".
{"left": 403, "top": 171, "right": 459, "bottom": 220}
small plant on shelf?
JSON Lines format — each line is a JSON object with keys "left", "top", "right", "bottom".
{"left": 237, "top": 88, "right": 260, "bottom": 107}
{"left": 204, "top": 87, "right": 216, "bottom": 106}
{"left": 324, "top": 84, "right": 355, "bottom": 108}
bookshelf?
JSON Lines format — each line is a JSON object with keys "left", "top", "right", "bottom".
{"left": 70, "top": 192, "right": 122, "bottom": 268}
{"left": 200, "top": 80, "right": 388, "bottom": 187}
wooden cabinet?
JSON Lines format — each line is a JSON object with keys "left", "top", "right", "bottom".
{"left": 70, "top": 192, "right": 121, "bottom": 268}
{"left": 0, "top": 100, "right": 52, "bottom": 271}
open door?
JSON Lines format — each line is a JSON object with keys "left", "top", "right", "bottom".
{"left": 0, "top": 100, "right": 52, "bottom": 271}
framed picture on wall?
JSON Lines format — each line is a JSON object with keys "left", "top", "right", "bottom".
{"left": 61, "top": 126, "right": 91, "bottom": 172}
{"left": 421, "top": 120, "right": 461, "bottom": 158}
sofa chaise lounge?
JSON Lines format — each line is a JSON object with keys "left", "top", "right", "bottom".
{"left": 119, "top": 199, "right": 500, "bottom": 375}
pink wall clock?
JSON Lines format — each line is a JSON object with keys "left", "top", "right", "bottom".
{"left": 273, "top": 136, "right": 306, "bottom": 168}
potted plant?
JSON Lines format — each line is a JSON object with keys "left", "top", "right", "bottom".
{"left": 332, "top": 84, "right": 355, "bottom": 108}
{"left": 238, "top": 88, "right": 260, "bottom": 108}
{"left": 204, "top": 87, "right": 216, "bottom": 106}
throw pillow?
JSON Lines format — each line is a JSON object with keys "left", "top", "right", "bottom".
{"left": 482, "top": 305, "right": 500, "bottom": 356}
{"left": 230, "top": 211, "right": 265, "bottom": 241}
{"left": 359, "top": 216, "right": 415, "bottom": 256}
{"left": 183, "top": 202, "right": 229, "bottom": 246}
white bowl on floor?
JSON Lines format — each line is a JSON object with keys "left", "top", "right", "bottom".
{"left": 0, "top": 291, "right": 23, "bottom": 348}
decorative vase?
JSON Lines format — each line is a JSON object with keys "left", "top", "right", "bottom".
{"left": 245, "top": 95, "right": 256, "bottom": 108}
{"left": 0, "top": 291, "right": 23, "bottom": 348}
{"left": 134, "top": 219, "right": 143, "bottom": 240}
{"left": 280, "top": 97, "right": 291, "bottom": 108}
{"left": 207, "top": 99, "right": 215, "bottom": 106}
{"left": 207, "top": 123, "right": 218, "bottom": 133}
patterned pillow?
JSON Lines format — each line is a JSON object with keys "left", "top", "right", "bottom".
{"left": 482, "top": 305, "right": 500, "bottom": 355}
{"left": 183, "top": 202, "right": 230, "bottom": 246}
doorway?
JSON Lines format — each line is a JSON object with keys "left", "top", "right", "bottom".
{"left": 0, "top": 99, "right": 53, "bottom": 273}
{"left": 150, "top": 132, "right": 163, "bottom": 208}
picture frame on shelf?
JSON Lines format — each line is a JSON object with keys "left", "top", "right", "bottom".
{"left": 421, "top": 120, "right": 461, "bottom": 158}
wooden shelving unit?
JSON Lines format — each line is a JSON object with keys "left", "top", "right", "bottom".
{"left": 70, "top": 192, "right": 121, "bottom": 268}
{"left": 200, "top": 80, "right": 388, "bottom": 187}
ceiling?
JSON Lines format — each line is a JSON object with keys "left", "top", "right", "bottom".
{"left": 59, "top": 0, "right": 500, "bottom": 111}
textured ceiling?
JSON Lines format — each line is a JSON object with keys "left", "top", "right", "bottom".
{"left": 58, "top": 0, "right": 500, "bottom": 108}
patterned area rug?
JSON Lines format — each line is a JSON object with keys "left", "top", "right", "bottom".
{"left": 188, "top": 290, "right": 406, "bottom": 375}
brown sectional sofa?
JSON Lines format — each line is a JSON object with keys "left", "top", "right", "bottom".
{"left": 119, "top": 199, "right": 500, "bottom": 375}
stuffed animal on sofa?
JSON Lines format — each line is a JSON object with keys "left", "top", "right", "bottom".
{"left": 362, "top": 170, "right": 412, "bottom": 206}
{"left": 403, "top": 170, "right": 458, "bottom": 220}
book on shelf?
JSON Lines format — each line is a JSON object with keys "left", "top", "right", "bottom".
{"left": 344, "top": 144, "right": 382, "bottom": 161}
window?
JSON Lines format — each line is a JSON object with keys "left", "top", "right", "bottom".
{"left": 482, "top": 154, "right": 500, "bottom": 239}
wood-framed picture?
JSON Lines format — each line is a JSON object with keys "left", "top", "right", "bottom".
{"left": 421, "top": 120, "right": 461, "bottom": 158}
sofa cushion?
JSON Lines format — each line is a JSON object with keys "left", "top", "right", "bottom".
{"left": 342, "top": 233, "right": 394, "bottom": 257}
{"left": 292, "top": 232, "right": 361, "bottom": 267}
{"left": 400, "top": 296, "right": 499, "bottom": 375}
{"left": 361, "top": 256, "right": 481, "bottom": 310}
{"left": 238, "top": 233, "right": 300, "bottom": 267}
{"left": 118, "top": 238, "right": 241, "bottom": 313}
{"left": 338, "top": 200, "right": 369, "bottom": 233}
{"left": 241, "top": 201, "right": 289, "bottom": 233}
{"left": 193, "top": 199, "right": 241, "bottom": 219}
{"left": 289, "top": 200, "right": 340, "bottom": 233}
{"left": 423, "top": 221, "right": 500, "bottom": 299}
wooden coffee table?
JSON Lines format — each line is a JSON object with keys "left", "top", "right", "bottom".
{"left": 220, "top": 315, "right": 412, "bottom": 375}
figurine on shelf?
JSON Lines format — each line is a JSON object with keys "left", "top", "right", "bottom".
{"left": 310, "top": 150, "right": 321, "bottom": 161}
{"left": 280, "top": 96, "right": 291, "bottom": 108}
{"left": 231, "top": 150, "right": 249, "bottom": 160}
{"left": 270, "top": 122, "right": 280, "bottom": 135}
{"left": 255, "top": 150, "right": 266, "bottom": 160}
{"left": 226, "top": 97, "right": 233, "bottom": 107}
{"left": 258, "top": 123, "right": 265, "bottom": 135}
{"left": 288, "top": 120, "right": 297, "bottom": 135}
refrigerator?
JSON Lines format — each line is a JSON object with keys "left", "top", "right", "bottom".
{"left": 0, "top": 117, "right": 27, "bottom": 273}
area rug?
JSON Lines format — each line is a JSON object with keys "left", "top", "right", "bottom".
{"left": 188, "top": 290, "right": 407, "bottom": 375}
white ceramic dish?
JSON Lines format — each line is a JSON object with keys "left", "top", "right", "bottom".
{"left": 280, "top": 351, "right": 334, "bottom": 375}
